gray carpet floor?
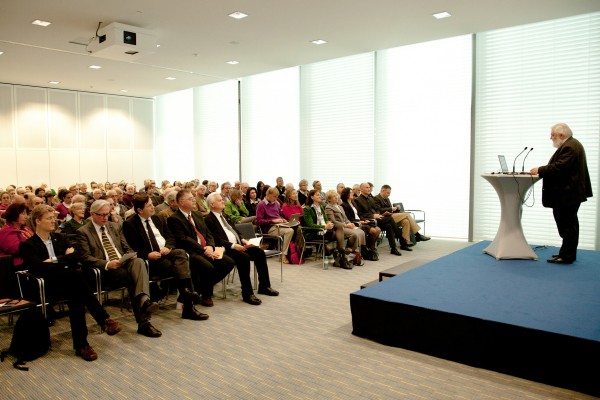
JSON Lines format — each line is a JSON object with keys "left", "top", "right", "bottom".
{"left": 1, "top": 239, "right": 596, "bottom": 399}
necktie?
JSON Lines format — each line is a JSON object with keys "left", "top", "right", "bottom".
{"left": 220, "top": 214, "right": 241, "bottom": 244}
{"left": 187, "top": 214, "right": 207, "bottom": 247}
{"left": 100, "top": 226, "right": 119, "bottom": 261}
{"left": 145, "top": 219, "right": 161, "bottom": 252}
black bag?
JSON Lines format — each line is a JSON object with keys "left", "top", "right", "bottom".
{"left": 1, "top": 308, "right": 50, "bottom": 370}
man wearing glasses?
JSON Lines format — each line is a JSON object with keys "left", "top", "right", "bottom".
{"left": 75, "top": 200, "right": 162, "bottom": 337}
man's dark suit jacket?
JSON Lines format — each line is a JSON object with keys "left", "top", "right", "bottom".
{"left": 122, "top": 214, "right": 177, "bottom": 260}
{"left": 167, "top": 210, "right": 216, "bottom": 256}
{"left": 353, "top": 194, "right": 381, "bottom": 220}
{"left": 373, "top": 194, "right": 395, "bottom": 213}
{"left": 75, "top": 221, "right": 133, "bottom": 269}
{"left": 19, "top": 233, "right": 79, "bottom": 275}
{"left": 203, "top": 212, "right": 240, "bottom": 248}
{"left": 539, "top": 137, "right": 593, "bottom": 208}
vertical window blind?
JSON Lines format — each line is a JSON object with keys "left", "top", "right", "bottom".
{"left": 376, "top": 35, "right": 472, "bottom": 238}
{"left": 240, "top": 67, "right": 300, "bottom": 187}
{"left": 474, "top": 13, "right": 600, "bottom": 249}
{"left": 300, "top": 53, "right": 375, "bottom": 192}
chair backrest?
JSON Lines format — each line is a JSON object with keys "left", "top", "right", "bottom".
{"left": 393, "top": 202, "right": 405, "bottom": 212}
{"left": 236, "top": 222, "right": 257, "bottom": 240}
{"left": 0, "top": 255, "right": 19, "bottom": 299}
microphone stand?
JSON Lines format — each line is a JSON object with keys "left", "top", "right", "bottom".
{"left": 512, "top": 147, "right": 528, "bottom": 174}
{"left": 521, "top": 148, "right": 534, "bottom": 173}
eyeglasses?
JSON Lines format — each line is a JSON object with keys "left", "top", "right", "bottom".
{"left": 93, "top": 212, "right": 110, "bottom": 218}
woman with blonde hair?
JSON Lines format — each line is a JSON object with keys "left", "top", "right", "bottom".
{"left": 325, "top": 190, "right": 366, "bottom": 266}
{"left": 224, "top": 189, "right": 255, "bottom": 224}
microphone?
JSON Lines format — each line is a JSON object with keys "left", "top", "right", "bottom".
{"left": 521, "top": 147, "right": 534, "bottom": 173}
{"left": 512, "top": 146, "right": 528, "bottom": 174}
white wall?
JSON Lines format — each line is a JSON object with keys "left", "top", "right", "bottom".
{"left": 0, "top": 84, "right": 154, "bottom": 190}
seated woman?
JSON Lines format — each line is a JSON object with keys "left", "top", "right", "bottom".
{"left": 54, "top": 188, "right": 74, "bottom": 222}
{"left": 19, "top": 204, "right": 121, "bottom": 361}
{"left": 0, "top": 203, "right": 33, "bottom": 269}
{"left": 324, "top": 190, "right": 366, "bottom": 266}
{"left": 340, "top": 187, "right": 381, "bottom": 261}
{"left": 302, "top": 190, "right": 351, "bottom": 269}
{"left": 256, "top": 181, "right": 265, "bottom": 200}
{"left": 244, "top": 187, "right": 260, "bottom": 217}
{"left": 225, "top": 189, "right": 255, "bottom": 224}
{"left": 0, "top": 191, "right": 12, "bottom": 211}
{"left": 61, "top": 202, "right": 87, "bottom": 235}
{"left": 282, "top": 188, "right": 303, "bottom": 220}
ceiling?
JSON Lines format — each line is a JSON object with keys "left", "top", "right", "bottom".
{"left": 1, "top": 0, "right": 599, "bottom": 98}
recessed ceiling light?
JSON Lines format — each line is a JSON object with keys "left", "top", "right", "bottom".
{"left": 432, "top": 11, "right": 451, "bottom": 19}
{"left": 88, "top": 65, "right": 102, "bottom": 69}
{"left": 32, "top": 19, "right": 52, "bottom": 27}
{"left": 48, "top": 81, "right": 60, "bottom": 85}
{"left": 226, "top": 60, "right": 239, "bottom": 65}
{"left": 119, "top": 89, "right": 129, "bottom": 93}
{"left": 311, "top": 39, "right": 327, "bottom": 45}
{"left": 0, "top": 51, "right": 4, "bottom": 56}
{"left": 228, "top": 11, "right": 248, "bottom": 20}
{"left": 165, "top": 77, "right": 176, "bottom": 80}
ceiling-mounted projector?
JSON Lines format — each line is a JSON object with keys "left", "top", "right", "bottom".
{"left": 88, "top": 22, "right": 157, "bottom": 61}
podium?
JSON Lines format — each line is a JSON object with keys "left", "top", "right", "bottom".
{"left": 481, "top": 174, "right": 540, "bottom": 260}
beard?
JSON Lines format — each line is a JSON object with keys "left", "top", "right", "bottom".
{"left": 552, "top": 138, "right": 561, "bottom": 148}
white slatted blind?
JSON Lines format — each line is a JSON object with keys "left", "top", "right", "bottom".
{"left": 193, "top": 80, "right": 239, "bottom": 183}
{"left": 474, "top": 13, "right": 600, "bottom": 249}
{"left": 376, "top": 35, "right": 472, "bottom": 238}
{"left": 240, "top": 67, "right": 300, "bottom": 187}
{"left": 300, "top": 53, "right": 375, "bottom": 193}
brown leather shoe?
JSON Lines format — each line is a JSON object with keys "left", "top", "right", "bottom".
{"left": 76, "top": 345, "right": 98, "bottom": 361}
{"left": 103, "top": 318, "right": 122, "bottom": 336}
{"left": 200, "top": 297, "right": 214, "bottom": 307}
{"left": 137, "top": 322, "right": 162, "bottom": 338}
{"left": 182, "top": 305, "right": 209, "bottom": 320}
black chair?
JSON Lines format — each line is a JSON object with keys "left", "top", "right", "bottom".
{"left": 0, "top": 256, "right": 35, "bottom": 324}
{"left": 236, "top": 222, "right": 283, "bottom": 288}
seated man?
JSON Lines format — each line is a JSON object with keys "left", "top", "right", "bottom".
{"left": 255, "top": 187, "right": 294, "bottom": 264}
{"left": 123, "top": 193, "right": 207, "bottom": 320}
{"left": 204, "top": 193, "right": 279, "bottom": 304}
{"left": 75, "top": 199, "right": 162, "bottom": 338}
{"left": 20, "top": 204, "right": 121, "bottom": 361}
{"left": 373, "top": 184, "right": 430, "bottom": 247}
{"left": 353, "top": 182, "right": 403, "bottom": 256}
{"left": 167, "top": 189, "right": 235, "bottom": 307}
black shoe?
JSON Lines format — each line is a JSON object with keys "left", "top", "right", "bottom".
{"left": 182, "top": 305, "right": 209, "bottom": 320}
{"left": 552, "top": 254, "right": 560, "bottom": 258}
{"left": 331, "top": 249, "right": 340, "bottom": 267}
{"left": 137, "top": 322, "right": 162, "bottom": 338}
{"left": 179, "top": 288, "right": 201, "bottom": 304}
{"left": 415, "top": 233, "right": 430, "bottom": 242}
{"left": 390, "top": 248, "right": 402, "bottom": 256}
{"left": 400, "top": 244, "right": 413, "bottom": 251}
{"left": 243, "top": 294, "right": 262, "bottom": 305}
{"left": 339, "top": 255, "right": 353, "bottom": 270}
{"left": 257, "top": 287, "right": 279, "bottom": 296}
{"left": 140, "top": 299, "right": 159, "bottom": 315}
{"left": 547, "top": 257, "right": 573, "bottom": 264}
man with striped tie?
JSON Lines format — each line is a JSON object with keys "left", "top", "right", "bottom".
{"left": 76, "top": 200, "right": 162, "bottom": 338}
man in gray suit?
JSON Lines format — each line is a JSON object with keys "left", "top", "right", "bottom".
{"left": 75, "top": 199, "right": 162, "bottom": 337}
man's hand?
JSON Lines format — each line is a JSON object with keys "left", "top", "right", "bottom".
{"left": 65, "top": 247, "right": 75, "bottom": 255}
{"left": 530, "top": 167, "right": 539, "bottom": 175}
{"left": 160, "top": 247, "right": 171, "bottom": 256}
{"left": 232, "top": 243, "right": 246, "bottom": 252}
{"left": 106, "top": 260, "right": 122, "bottom": 270}
{"left": 148, "top": 251, "right": 162, "bottom": 261}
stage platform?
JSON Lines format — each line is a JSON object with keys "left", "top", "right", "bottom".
{"left": 350, "top": 241, "right": 600, "bottom": 397}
